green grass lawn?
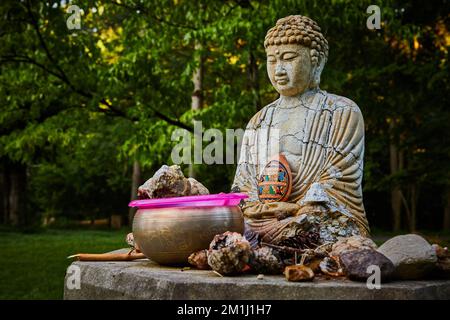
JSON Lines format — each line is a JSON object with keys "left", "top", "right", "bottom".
{"left": 0, "top": 228, "right": 128, "bottom": 300}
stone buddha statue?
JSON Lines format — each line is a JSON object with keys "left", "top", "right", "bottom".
{"left": 231, "top": 15, "right": 370, "bottom": 246}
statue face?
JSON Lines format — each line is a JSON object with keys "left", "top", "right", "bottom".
{"left": 266, "top": 44, "right": 313, "bottom": 97}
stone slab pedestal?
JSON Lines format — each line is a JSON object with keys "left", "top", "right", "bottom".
{"left": 64, "top": 249, "right": 450, "bottom": 300}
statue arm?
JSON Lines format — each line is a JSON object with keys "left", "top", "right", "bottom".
{"left": 318, "top": 103, "right": 369, "bottom": 234}
{"left": 240, "top": 200, "right": 300, "bottom": 219}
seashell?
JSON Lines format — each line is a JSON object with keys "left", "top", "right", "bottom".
{"left": 284, "top": 265, "right": 315, "bottom": 281}
{"left": 257, "top": 154, "right": 292, "bottom": 203}
{"left": 319, "top": 256, "right": 344, "bottom": 277}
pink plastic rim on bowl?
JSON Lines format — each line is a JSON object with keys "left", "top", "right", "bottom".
{"left": 128, "top": 193, "right": 248, "bottom": 209}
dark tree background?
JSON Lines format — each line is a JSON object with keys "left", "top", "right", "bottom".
{"left": 0, "top": 0, "right": 449, "bottom": 233}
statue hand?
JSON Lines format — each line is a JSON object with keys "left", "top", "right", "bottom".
{"left": 274, "top": 210, "right": 293, "bottom": 220}
{"left": 295, "top": 202, "right": 328, "bottom": 216}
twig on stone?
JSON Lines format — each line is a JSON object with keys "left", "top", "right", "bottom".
{"left": 261, "top": 242, "right": 329, "bottom": 260}
{"left": 213, "top": 270, "right": 224, "bottom": 277}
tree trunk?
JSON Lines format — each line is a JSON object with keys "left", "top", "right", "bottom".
{"left": 247, "top": 49, "right": 261, "bottom": 111}
{"left": 191, "top": 43, "right": 204, "bottom": 112}
{"left": 444, "top": 189, "right": 450, "bottom": 231}
{"left": 189, "top": 42, "right": 204, "bottom": 178}
{"left": 8, "top": 162, "right": 27, "bottom": 226}
{"left": 390, "top": 141, "right": 402, "bottom": 231}
{"left": 0, "top": 162, "right": 8, "bottom": 225}
{"left": 128, "top": 160, "right": 141, "bottom": 226}
{"left": 409, "top": 184, "right": 417, "bottom": 233}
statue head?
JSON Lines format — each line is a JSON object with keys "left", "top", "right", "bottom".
{"left": 264, "top": 15, "right": 329, "bottom": 97}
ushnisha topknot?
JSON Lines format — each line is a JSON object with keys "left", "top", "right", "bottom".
{"left": 264, "top": 15, "right": 329, "bottom": 66}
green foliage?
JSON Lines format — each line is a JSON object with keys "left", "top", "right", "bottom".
{"left": 0, "top": 0, "right": 448, "bottom": 229}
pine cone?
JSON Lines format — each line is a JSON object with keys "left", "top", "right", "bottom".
{"left": 277, "top": 230, "right": 320, "bottom": 262}
{"left": 278, "top": 230, "right": 320, "bottom": 250}
{"left": 207, "top": 232, "right": 251, "bottom": 275}
{"left": 248, "top": 246, "right": 284, "bottom": 274}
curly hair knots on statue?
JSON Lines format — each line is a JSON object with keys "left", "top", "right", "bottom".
{"left": 264, "top": 15, "right": 329, "bottom": 67}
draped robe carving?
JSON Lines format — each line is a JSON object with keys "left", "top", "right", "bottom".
{"left": 232, "top": 89, "right": 370, "bottom": 244}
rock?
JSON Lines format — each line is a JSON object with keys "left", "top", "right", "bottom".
{"left": 301, "top": 182, "right": 330, "bottom": 204}
{"left": 432, "top": 244, "right": 449, "bottom": 259}
{"left": 340, "top": 249, "right": 395, "bottom": 282}
{"left": 207, "top": 232, "right": 251, "bottom": 275}
{"left": 188, "top": 250, "right": 210, "bottom": 270}
{"left": 126, "top": 232, "right": 135, "bottom": 247}
{"left": 331, "top": 235, "right": 377, "bottom": 257}
{"left": 284, "top": 265, "right": 315, "bottom": 282}
{"left": 432, "top": 244, "right": 450, "bottom": 278}
{"left": 137, "top": 165, "right": 210, "bottom": 199}
{"left": 377, "top": 234, "right": 437, "bottom": 280}
{"left": 137, "top": 165, "right": 191, "bottom": 199}
{"left": 126, "top": 233, "right": 140, "bottom": 251}
{"left": 248, "top": 246, "right": 284, "bottom": 274}
{"left": 187, "top": 177, "right": 209, "bottom": 195}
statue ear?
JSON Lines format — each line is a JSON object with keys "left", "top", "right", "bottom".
{"left": 310, "top": 57, "right": 326, "bottom": 88}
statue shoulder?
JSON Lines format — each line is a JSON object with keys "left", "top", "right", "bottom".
{"left": 323, "top": 92, "right": 365, "bottom": 137}
{"left": 245, "top": 99, "right": 279, "bottom": 130}
{"left": 323, "top": 92, "right": 362, "bottom": 115}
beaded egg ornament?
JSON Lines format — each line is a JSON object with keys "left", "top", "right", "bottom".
{"left": 257, "top": 154, "right": 293, "bottom": 203}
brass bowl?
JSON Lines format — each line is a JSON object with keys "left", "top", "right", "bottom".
{"left": 132, "top": 206, "right": 244, "bottom": 265}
